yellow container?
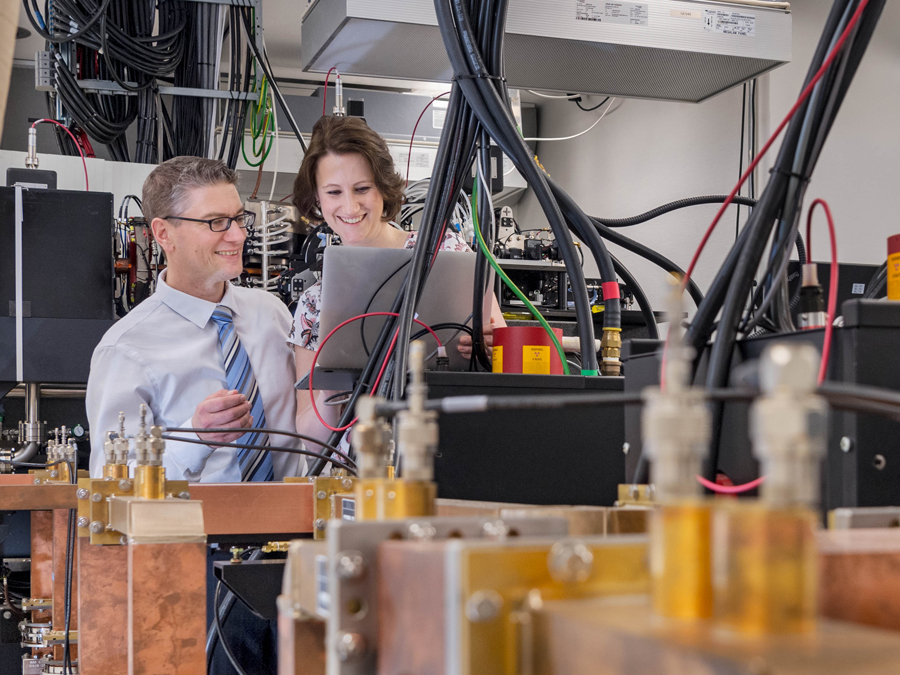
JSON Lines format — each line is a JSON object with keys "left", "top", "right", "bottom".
{"left": 650, "top": 500, "right": 713, "bottom": 620}
{"left": 713, "top": 501, "right": 817, "bottom": 635}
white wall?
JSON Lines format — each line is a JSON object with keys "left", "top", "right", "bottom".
{"left": 516, "top": 0, "right": 900, "bottom": 313}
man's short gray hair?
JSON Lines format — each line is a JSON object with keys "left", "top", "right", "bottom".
{"left": 142, "top": 156, "right": 238, "bottom": 224}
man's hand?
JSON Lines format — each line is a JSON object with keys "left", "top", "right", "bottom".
{"left": 192, "top": 389, "right": 253, "bottom": 447}
{"left": 457, "top": 318, "right": 496, "bottom": 359}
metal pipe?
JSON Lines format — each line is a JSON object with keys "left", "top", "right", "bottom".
{"left": 6, "top": 386, "right": 85, "bottom": 399}
{"left": 14, "top": 383, "right": 43, "bottom": 461}
{"left": 26, "top": 383, "right": 39, "bottom": 423}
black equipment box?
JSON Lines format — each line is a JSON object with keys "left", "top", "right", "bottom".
{"left": 0, "top": 187, "right": 115, "bottom": 383}
{"left": 427, "top": 371, "right": 625, "bottom": 506}
{"left": 623, "top": 299, "right": 900, "bottom": 512}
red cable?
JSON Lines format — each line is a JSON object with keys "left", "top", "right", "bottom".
{"left": 661, "top": 0, "right": 870, "bottom": 391}
{"left": 696, "top": 475, "right": 765, "bottom": 494}
{"left": 322, "top": 67, "right": 337, "bottom": 117}
{"left": 406, "top": 92, "right": 451, "bottom": 188}
{"left": 807, "top": 199, "right": 839, "bottom": 385}
{"left": 31, "top": 119, "right": 89, "bottom": 191}
{"left": 309, "top": 312, "right": 443, "bottom": 432}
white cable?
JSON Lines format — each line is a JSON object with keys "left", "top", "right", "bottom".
{"left": 527, "top": 90, "right": 583, "bottom": 100}
{"left": 268, "top": 83, "right": 279, "bottom": 202}
{"left": 523, "top": 97, "right": 616, "bottom": 142}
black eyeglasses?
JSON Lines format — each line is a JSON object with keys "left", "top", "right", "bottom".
{"left": 163, "top": 211, "right": 256, "bottom": 232}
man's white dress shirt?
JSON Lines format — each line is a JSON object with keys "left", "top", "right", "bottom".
{"left": 87, "top": 271, "right": 304, "bottom": 481}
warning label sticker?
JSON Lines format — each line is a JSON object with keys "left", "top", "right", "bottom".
{"left": 576, "top": 1, "right": 648, "bottom": 26}
{"left": 703, "top": 10, "right": 756, "bottom": 36}
{"left": 492, "top": 345, "right": 503, "bottom": 373}
{"left": 522, "top": 345, "right": 551, "bottom": 375}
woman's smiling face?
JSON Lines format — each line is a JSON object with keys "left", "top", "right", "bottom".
{"left": 315, "top": 151, "right": 388, "bottom": 246}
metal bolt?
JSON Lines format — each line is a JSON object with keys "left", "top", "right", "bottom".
{"left": 118, "top": 479, "right": 132, "bottom": 491}
{"left": 317, "top": 490, "right": 327, "bottom": 500}
{"left": 49, "top": 470, "right": 58, "bottom": 479}
{"left": 335, "top": 631, "right": 366, "bottom": 661}
{"left": 341, "top": 478, "right": 353, "bottom": 491}
{"left": 646, "top": 484, "right": 656, "bottom": 501}
{"left": 483, "top": 520, "right": 510, "bottom": 540}
{"left": 77, "top": 517, "right": 88, "bottom": 528}
{"left": 177, "top": 491, "right": 191, "bottom": 500}
{"left": 33, "top": 478, "right": 41, "bottom": 485}
{"left": 622, "top": 442, "right": 630, "bottom": 454}
{"left": 874, "top": 454, "right": 887, "bottom": 471}
{"left": 465, "top": 589, "right": 503, "bottom": 622}
{"left": 119, "top": 535, "right": 127, "bottom": 545}
{"left": 2, "top": 610, "right": 10, "bottom": 620}
{"left": 840, "top": 437, "right": 853, "bottom": 453}
{"left": 230, "top": 547, "right": 244, "bottom": 563}
{"left": 387, "top": 491, "right": 396, "bottom": 500}
{"left": 547, "top": 540, "right": 594, "bottom": 583}
{"left": 91, "top": 493, "right": 103, "bottom": 503}
{"left": 629, "top": 485, "right": 639, "bottom": 500}
{"left": 336, "top": 551, "right": 365, "bottom": 580}
{"left": 408, "top": 522, "right": 436, "bottom": 541}
{"left": 76, "top": 488, "right": 89, "bottom": 500}
{"left": 89, "top": 521, "right": 104, "bottom": 534}
{"left": 314, "top": 518, "right": 326, "bottom": 531}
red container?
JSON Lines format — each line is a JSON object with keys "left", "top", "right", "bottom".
{"left": 492, "top": 326, "right": 565, "bottom": 375}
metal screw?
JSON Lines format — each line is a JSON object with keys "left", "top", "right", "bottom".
{"left": 646, "top": 484, "right": 656, "bottom": 501}
{"left": 548, "top": 540, "right": 594, "bottom": 583}
{"left": 840, "top": 437, "right": 853, "bottom": 453}
{"left": 91, "top": 493, "right": 103, "bottom": 503}
{"left": 341, "top": 478, "right": 353, "bottom": 491}
{"left": 118, "top": 480, "right": 132, "bottom": 491}
{"left": 335, "top": 631, "right": 366, "bottom": 661}
{"left": 77, "top": 517, "right": 88, "bottom": 528}
{"left": 317, "top": 490, "right": 327, "bottom": 500}
{"left": 314, "top": 518, "right": 326, "bottom": 531}
{"left": 76, "top": 488, "right": 89, "bottom": 500}
{"left": 622, "top": 442, "right": 630, "bottom": 454}
{"left": 874, "top": 454, "right": 887, "bottom": 471}
{"left": 89, "top": 521, "right": 104, "bottom": 534}
{"left": 177, "top": 491, "right": 191, "bottom": 500}
{"left": 483, "top": 520, "right": 510, "bottom": 540}
{"left": 33, "top": 478, "right": 41, "bottom": 485}
{"left": 119, "top": 535, "right": 127, "bottom": 545}
{"left": 408, "top": 522, "right": 436, "bottom": 541}
{"left": 336, "top": 551, "right": 365, "bottom": 580}
{"left": 49, "top": 470, "right": 58, "bottom": 479}
{"left": 230, "top": 547, "right": 244, "bottom": 563}
{"left": 465, "top": 589, "right": 503, "bottom": 622}
{"left": 387, "top": 491, "right": 396, "bottom": 500}
{"left": 629, "top": 485, "right": 639, "bottom": 500}
{"left": 2, "top": 610, "right": 10, "bottom": 620}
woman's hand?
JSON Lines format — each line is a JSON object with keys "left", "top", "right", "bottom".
{"left": 457, "top": 317, "right": 496, "bottom": 359}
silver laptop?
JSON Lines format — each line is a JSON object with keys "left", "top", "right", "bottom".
{"left": 317, "top": 245, "right": 478, "bottom": 370}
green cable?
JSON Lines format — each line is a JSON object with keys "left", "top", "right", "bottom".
{"left": 470, "top": 183, "right": 570, "bottom": 375}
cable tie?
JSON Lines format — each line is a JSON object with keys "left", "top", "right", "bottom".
{"left": 452, "top": 73, "right": 506, "bottom": 82}
{"left": 769, "top": 166, "right": 811, "bottom": 184}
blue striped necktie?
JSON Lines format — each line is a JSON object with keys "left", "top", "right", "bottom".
{"left": 209, "top": 306, "right": 274, "bottom": 481}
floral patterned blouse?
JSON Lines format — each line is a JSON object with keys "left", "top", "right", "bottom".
{"left": 287, "top": 229, "right": 471, "bottom": 351}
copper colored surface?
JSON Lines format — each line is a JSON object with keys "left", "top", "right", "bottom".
{"left": 0, "top": 474, "right": 40, "bottom": 485}
{"left": 277, "top": 615, "right": 325, "bottom": 675}
{"left": 51, "top": 510, "right": 77, "bottom": 630}
{"left": 78, "top": 540, "right": 127, "bottom": 675}
{"left": 378, "top": 541, "right": 447, "bottom": 675}
{"left": 819, "top": 528, "right": 900, "bottom": 631}
{"left": 0, "top": 483, "right": 77, "bottom": 509}
{"left": 189, "top": 483, "right": 314, "bottom": 534}
{"left": 30, "top": 511, "right": 53, "bottom": 624}
{"left": 128, "top": 542, "right": 206, "bottom": 675}
{"left": 533, "top": 594, "right": 900, "bottom": 674}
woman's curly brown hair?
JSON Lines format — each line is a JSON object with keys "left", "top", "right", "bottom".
{"left": 292, "top": 116, "right": 405, "bottom": 223}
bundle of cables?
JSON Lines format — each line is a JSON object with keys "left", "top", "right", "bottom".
{"left": 304, "top": 0, "right": 624, "bottom": 475}
{"left": 674, "top": 0, "right": 887, "bottom": 482}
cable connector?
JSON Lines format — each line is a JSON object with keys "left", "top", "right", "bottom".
{"left": 797, "top": 263, "right": 826, "bottom": 329}
{"left": 435, "top": 345, "right": 449, "bottom": 371}
{"left": 332, "top": 72, "right": 345, "bottom": 117}
{"left": 600, "top": 328, "right": 622, "bottom": 376}
{"left": 25, "top": 127, "right": 39, "bottom": 169}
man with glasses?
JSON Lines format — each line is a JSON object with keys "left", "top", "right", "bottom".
{"left": 86, "top": 156, "right": 304, "bottom": 482}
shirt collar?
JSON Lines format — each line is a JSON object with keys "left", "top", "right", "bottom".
{"left": 155, "top": 270, "right": 240, "bottom": 329}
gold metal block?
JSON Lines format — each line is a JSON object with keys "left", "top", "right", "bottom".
{"left": 108, "top": 496, "right": 206, "bottom": 545}
{"left": 311, "top": 475, "right": 355, "bottom": 539}
{"left": 134, "top": 464, "right": 166, "bottom": 500}
{"left": 616, "top": 483, "right": 655, "bottom": 506}
{"left": 354, "top": 478, "right": 436, "bottom": 521}
{"left": 83, "top": 478, "right": 190, "bottom": 544}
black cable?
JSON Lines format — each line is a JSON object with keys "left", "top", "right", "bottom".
{"left": 862, "top": 261, "right": 887, "bottom": 299}
{"left": 206, "top": 549, "right": 263, "bottom": 674}
{"left": 574, "top": 96, "right": 610, "bottom": 112}
{"left": 161, "top": 435, "right": 358, "bottom": 475}
{"left": 611, "top": 254, "right": 659, "bottom": 340}
{"left": 360, "top": 259, "right": 411, "bottom": 357}
{"left": 593, "top": 195, "right": 759, "bottom": 228}
{"left": 737, "top": 83, "right": 747, "bottom": 240}
{"left": 213, "top": 582, "right": 248, "bottom": 675}
{"left": 164, "top": 427, "right": 356, "bottom": 468}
